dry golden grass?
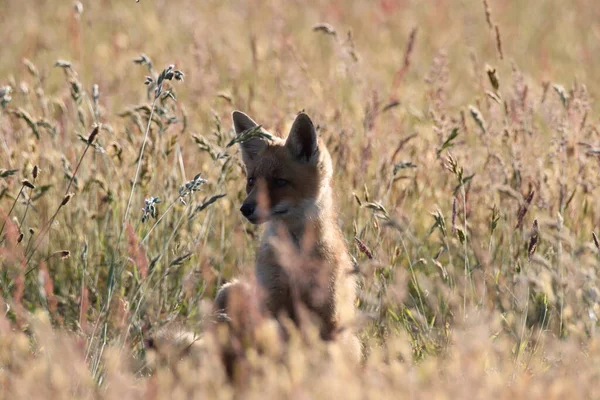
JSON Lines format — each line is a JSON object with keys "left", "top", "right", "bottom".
{"left": 1, "top": 0, "right": 600, "bottom": 398}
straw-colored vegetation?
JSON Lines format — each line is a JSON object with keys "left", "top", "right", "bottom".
{"left": 1, "top": 0, "right": 600, "bottom": 398}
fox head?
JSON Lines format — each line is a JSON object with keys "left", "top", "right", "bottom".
{"left": 232, "top": 111, "right": 333, "bottom": 226}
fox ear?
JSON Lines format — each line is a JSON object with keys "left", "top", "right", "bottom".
{"left": 232, "top": 111, "right": 268, "bottom": 164}
{"left": 285, "top": 113, "right": 318, "bottom": 163}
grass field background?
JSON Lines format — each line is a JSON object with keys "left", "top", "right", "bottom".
{"left": 1, "top": 0, "right": 600, "bottom": 398}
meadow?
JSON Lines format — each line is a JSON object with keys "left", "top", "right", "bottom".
{"left": 1, "top": 0, "right": 600, "bottom": 398}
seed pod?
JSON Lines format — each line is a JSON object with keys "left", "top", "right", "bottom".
{"left": 53, "top": 250, "right": 71, "bottom": 259}
{"left": 22, "top": 179, "right": 35, "bottom": 189}
{"left": 486, "top": 65, "right": 499, "bottom": 91}
{"left": 88, "top": 125, "right": 99, "bottom": 144}
{"left": 516, "top": 190, "right": 535, "bottom": 229}
{"left": 61, "top": 193, "right": 74, "bottom": 206}
{"left": 355, "top": 237, "right": 374, "bottom": 260}
{"left": 528, "top": 220, "right": 539, "bottom": 259}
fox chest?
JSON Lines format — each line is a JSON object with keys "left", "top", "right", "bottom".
{"left": 255, "top": 243, "right": 336, "bottom": 320}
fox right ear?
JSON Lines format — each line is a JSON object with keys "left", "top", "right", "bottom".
{"left": 232, "top": 111, "right": 268, "bottom": 164}
{"left": 285, "top": 113, "right": 318, "bottom": 164}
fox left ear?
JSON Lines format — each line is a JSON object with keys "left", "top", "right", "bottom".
{"left": 285, "top": 113, "right": 318, "bottom": 163}
{"left": 232, "top": 110, "right": 268, "bottom": 164}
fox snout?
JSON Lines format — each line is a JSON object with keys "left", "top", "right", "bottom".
{"left": 240, "top": 203, "right": 256, "bottom": 219}
{"left": 240, "top": 179, "right": 273, "bottom": 224}
{"left": 240, "top": 199, "right": 266, "bottom": 224}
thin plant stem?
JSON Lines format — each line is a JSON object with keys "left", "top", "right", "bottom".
{"left": 18, "top": 176, "right": 36, "bottom": 229}
{"left": 24, "top": 233, "right": 34, "bottom": 256}
{"left": 65, "top": 144, "right": 92, "bottom": 196}
{"left": 24, "top": 205, "right": 65, "bottom": 274}
{"left": 120, "top": 97, "right": 158, "bottom": 239}
{"left": 557, "top": 212, "right": 564, "bottom": 337}
{"left": 0, "top": 184, "right": 24, "bottom": 237}
{"left": 94, "top": 96, "right": 158, "bottom": 380}
{"left": 461, "top": 185, "right": 472, "bottom": 319}
{"left": 24, "top": 141, "right": 92, "bottom": 272}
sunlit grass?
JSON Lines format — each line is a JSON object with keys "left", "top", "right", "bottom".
{"left": 1, "top": 0, "right": 600, "bottom": 398}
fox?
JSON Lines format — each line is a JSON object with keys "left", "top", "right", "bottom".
{"left": 215, "top": 111, "right": 360, "bottom": 361}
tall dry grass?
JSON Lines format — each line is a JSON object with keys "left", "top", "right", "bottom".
{"left": 1, "top": 0, "right": 600, "bottom": 398}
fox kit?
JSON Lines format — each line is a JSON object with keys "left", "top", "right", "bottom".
{"left": 216, "top": 111, "right": 359, "bottom": 359}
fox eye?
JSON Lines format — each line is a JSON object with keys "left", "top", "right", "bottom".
{"left": 247, "top": 177, "right": 255, "bottom": 186}
{"left": 274, "top": 178, "right": 288, "bottom": 188}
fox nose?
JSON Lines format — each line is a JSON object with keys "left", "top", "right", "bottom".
{"left": 240, "top": 203, "right": 255, "bottom": 218}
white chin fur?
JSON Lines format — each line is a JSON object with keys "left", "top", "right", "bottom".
{"left": 277, "top": 199, "right": 319, "bottom": 220}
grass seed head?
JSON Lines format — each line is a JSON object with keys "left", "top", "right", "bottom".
{"left": 61, "top": 193, "right": 74, "bottom": 207}
{"left": 21, "top": 179, "right": 35, "bottom": 190}
{"left": 87, "top": 125, "right": 99, "bottom": 144}
{"left": 142, "top": 196, "right": 161, "bottom": 222}
{"left": 528, "top": 219, "right": 539, "bottom": 259}
{"left": 553, "top": 84, "right": 569, "bottom": 108}
{"left": 451, "top": 197, "right": 457, "bottom": 233}
{"left": 178, "top": 173, "right": 207, "bottom": 204}
{"left": 52, "top": 250, "right": 71, "bottom": 260}
{"left": 355, "top": 237, "right": 374, "bottom": 260}
{"left": 486, "top": 65, "right": 500, "bottom": 91}
{"left": 312, "top": 23, "right": 337, "bottom": 36}
{"left": 0, "top": 85, "right": 12, "bottom": 107}
{"left": 469, "top": 105, "right": 486, "bottom": 133}
{"left": 516, "top": 190, "right": 535, "bottom": 229}
{"left": 482, "top": 0, "right": 493, "bottom": 29}
{"left": 73, "top": 1, "right": 83, "bottom": 17}
{"left": 494, "top": 25, "right": 504, "bottom": 60}
{"left": 92, "top": 84, "right": 99, "bottom": 101}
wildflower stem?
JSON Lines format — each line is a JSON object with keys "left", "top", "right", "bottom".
{"left": 18, "top": 176, "right": 37, "bottom": 230}
{"left": 24, "top": 204, "right": 66, "bottom": 275}
{"left": 24, "top": 232, "right": 35, "bottom": 255}
{"left": 461, "top": 184, "right": 472, "bottom": 318}
{"left": 121, "top": 96, "right": 158, "bottom": 236}
{"left": 24, "top": 139, "right": 92, "bottom": 271}
{"left": 65, "top": 141, "right": 92, "bottom": 196}
{"left": 0, "top": 184, "right": 24, "bottom": 237}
